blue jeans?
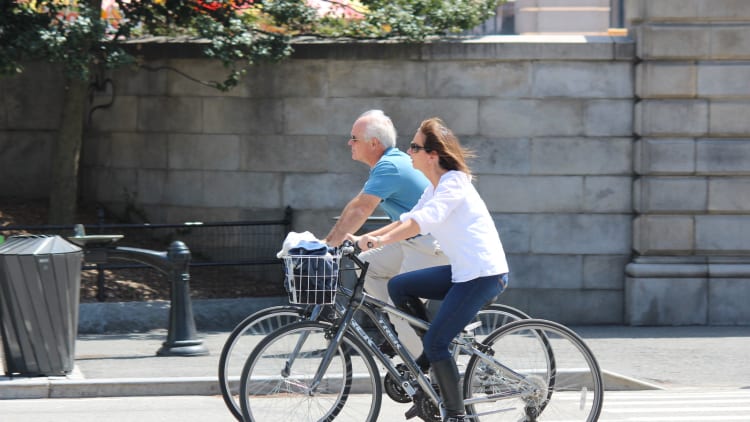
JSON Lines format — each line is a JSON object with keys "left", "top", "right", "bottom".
{"left": 388, "top": 265, "right": 508, "bottom": 362}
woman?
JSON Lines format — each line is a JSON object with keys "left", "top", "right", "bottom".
{"left": 347, "top": 117, "right": 509, "bottom": 422}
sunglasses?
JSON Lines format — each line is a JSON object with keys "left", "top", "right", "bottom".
{"left": 409, "top": 143, "right": 429, "bottom": 153}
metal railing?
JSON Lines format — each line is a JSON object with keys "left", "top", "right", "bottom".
{"left": 1, "top": 207, "right": 293, "bottom": 301}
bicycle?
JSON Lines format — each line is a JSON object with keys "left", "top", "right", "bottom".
{"left": 219, "top": 270, "right": 532, "bottom": 420}
{"left": 238, "top": 243, "right": 603, "bottom": 421}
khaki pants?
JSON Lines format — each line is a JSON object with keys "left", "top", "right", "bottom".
{"left": 358, "top": 234, "right": 450, "bottom": 356}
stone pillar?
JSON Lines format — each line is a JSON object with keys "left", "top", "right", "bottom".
{"left": 626, "top": 0, "right": 750, "bottom": 325}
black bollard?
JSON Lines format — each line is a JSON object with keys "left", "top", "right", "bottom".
{"left": 156, "top": 241, "right": 209, "bottom": 356}
{"left": 70, "top": 228, "right": 208, "bottom": 357}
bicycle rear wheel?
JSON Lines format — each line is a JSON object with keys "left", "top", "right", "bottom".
{"left": 239, "top": 321, "right": 382, "bottom": 422}
{"left": 463, "top": 319, "right": 603, "bottom": 422}
{"left": 474, "top": 304, "right": 531, "bottom": 338}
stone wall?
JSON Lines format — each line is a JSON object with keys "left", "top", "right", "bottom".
{"left": 0, "top": 36, "right": 635, "bottom": 324}
{"left": 626, "top": 0, "right": 750, "bottom": 325}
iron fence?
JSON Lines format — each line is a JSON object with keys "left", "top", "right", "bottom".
{"left": 0, "top": 207, "right": 293, "bottom": 301}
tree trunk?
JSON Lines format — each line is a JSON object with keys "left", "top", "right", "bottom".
{"left": 48, "top": 77, "right": 87, "bottom": 225}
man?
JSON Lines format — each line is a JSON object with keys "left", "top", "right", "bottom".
{"left": 325, "top": 109, "right": 449, "bottom": 357}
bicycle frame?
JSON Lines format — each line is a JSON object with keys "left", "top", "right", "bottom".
{"left": 294, "top": 251, "right": 534, "bottom": 418}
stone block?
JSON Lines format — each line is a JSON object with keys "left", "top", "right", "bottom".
{"left": 533, "top": 63, "right": 632, "bottom": 98}
{"left": 700, "top": 1, "right": 750, "bottom": 21}
{"left": 202, "top": 98, "right": 282, "bottom": 135}
{"left": 504, "top": 253, "right": 583, "bottom": 289}
{"left": 635, "top": 138, "right": 696, "bottom": 175}
{"left": 479, "top": 175, "right": 583, "bottom": 213}
{"left": 709, "top": 278, "right": 750, "bottom": 325}
{"left": 2, "top": 63, "right": 64, "bottom": 130}
{"left": 0, "top": 131, "right": 53, "bottom": 198}
{"left": 531, "top": 137, "right": 632, "bottom": 175}
{"left": 94, "top": 132, "right": 168, "bottom": 169}
{"left": 133, "top": 169, "right": 166, "bottom": 205}
{"left": 709, "top": 102, "right": 750, "bottom": 136}
{"left": 137, "top": 97, "right": 203, "bottom": 133}
{"left": 695, "top": 215, "right": 750, "bottom": 253}
{"left": 167, "top": 59, "right": 248, "bottom": 97}
{"left": 583, "top": 176, "right": 632, "bottom": 212}
{"left": 696, "top": 139, "right": 750, "bottom": 174}
{"left": 698, "top": 63, "right": 750, "bottom": 97}
{"left": 421, "top": 38, "right": 618, "bottom": 62}
{"left": 110, "top": 61, "right": 169, "bottom": 96}
{"left": 143, "top": 169, "right": 199, "bottom": 206}
{"left": 530, "top": 214, "right": 632, "bottom": 254}
{"left": 584, "top": 100, "right": 634, "bottom": 136}
{"left": 95, "top": 168, "right": 138, "bottom": 203}
{"left": 636, "top": 62, "right": 696, "bottom": 98}
{"left": 583, "top": 254, "right": 629, "bottom": 289}
{"left": 709, "top": 178, "right": 750, "bottom": 212}
{"left": 633, "top": 215, "right": 694, "bottom": 255}
{"left": 202, "top": 171, "right": 283, "bottom": 208}
{"left": 427, "top": 61, "right": 531, "bottom": 98}
{"left": 711, "top": 26, "right": 750, "bottom": 59}
{"left": 493, "top": 213, "right": 531, "bottom": 253}
{"left": 524, "top": 289, "right": 623, "bottom": 325}
{"left": 290, "top": 209, "right": 339, "bottom": 241}
{"left": 89, "top": 96, "right": 139, "bottom": 133}
{"left": 462, "top": 137, "right": 531, "bottom": 175}
{"left": 634, "top": 100, "right": 708, "bottom": 137}
{"left": 515, "top": 0, "right": 610, "bottom": 34}
{"left": 267, "top": 61, "right": 328, "bottom": 98}
{"left": 641, "top": 0, "right": 701, "bottom": 21}
{"left": 625, "top": 277, "right": 707, "bottom": 325}
{"left": 480, "top": 99, "right": 584, "bottom": 137}
{"left": 168, "top": 134, "right": 240, "bottom": 170}
{"left": 240, "top": 135, "right": 330, "bottom": 173}
{"left": 329, "top": 60, "right": 426, "bottom": 97}
{"left": 637, "top": 24, "right": 711, "bottom": 60}
{"left": 285, "top": 98, "right": 480, "bottom": 137}
{"left": 381, "top": 98, "right": 480, "bottom": 136}
{"left": 634, "top": 177, "right": 707, "bottom": 212}
{"left": 283, "top": 172, "right": 368, "bottom": 209}
{"left": 290, "top": 98, "right": 374, "bottom": 136}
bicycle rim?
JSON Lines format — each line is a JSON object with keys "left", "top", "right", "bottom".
{"left": 219, "top": 306, "right": 311, "bottom": 420}
{"left": 464, "top": 319, "right": 603, "bottom": 422}
{"left": 239, "top": 321, "right": 382, "bottom": 422}
{"left": 474, "top": 304, "right": 531, "bottom": 338}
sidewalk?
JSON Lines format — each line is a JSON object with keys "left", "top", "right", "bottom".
{"left": 2, "top": 325, "right": 750, "bottom": 399}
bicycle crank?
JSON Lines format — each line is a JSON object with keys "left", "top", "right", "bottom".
{"left": 384, "top": 364, "right": 414, "bottom": 403}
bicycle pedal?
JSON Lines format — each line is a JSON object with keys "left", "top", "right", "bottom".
{"left": 404, "top": 404, "right": 418, "bottom": 419}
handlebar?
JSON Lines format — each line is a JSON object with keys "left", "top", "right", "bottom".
{"left": 340, "top": 240, "right": 359, "bottom": 256}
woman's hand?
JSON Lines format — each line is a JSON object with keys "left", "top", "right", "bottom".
{"left": 345, "top": 233, "right": 380, "bottom": 252}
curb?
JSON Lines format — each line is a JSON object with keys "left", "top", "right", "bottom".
{"left": 0, "top": 369, "right": 660, "bottom": 400}
{"left": 78, "top": 297, "right": 288, "bottom": 333}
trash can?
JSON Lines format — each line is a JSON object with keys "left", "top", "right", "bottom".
{"left": 0, "top": 235, "right": 83, "bottom": 376}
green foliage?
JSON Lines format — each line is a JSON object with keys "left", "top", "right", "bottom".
{"left": 0, "top": 0, "right": 501, "bottom": 90}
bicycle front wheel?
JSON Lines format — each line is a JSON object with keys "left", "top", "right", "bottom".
{"left": 219, "top": 305, "right": 318, "bottom": 420}
{"left": 239, "top": 321, "right": 382, "bottom": 422}
{"left": 464, "top": 319, "right": 603, "bottom": 422}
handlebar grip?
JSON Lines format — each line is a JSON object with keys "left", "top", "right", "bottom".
{"left": 340, "top": 240, "right": 357, "bottom": 255}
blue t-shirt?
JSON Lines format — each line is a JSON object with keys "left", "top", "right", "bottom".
{"left": 363, "top": 147, "right": 429, "bottom": 221}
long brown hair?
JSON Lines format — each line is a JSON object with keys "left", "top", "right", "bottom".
{"left": 419, "top": 117, "right": 475, "bottom": 176}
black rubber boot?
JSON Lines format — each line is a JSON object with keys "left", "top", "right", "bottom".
{"left": 431, "top": 358, "right": 465, "bottom": 421}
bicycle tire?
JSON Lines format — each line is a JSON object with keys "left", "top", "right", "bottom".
{"left": 219, "top": 305, "right": 313, "bottom": 420}
{"left": 474, "top": 304, "right": 531, "bottom": 336}
{"left": 239, "top": 321, "right": 382, "bottom": 422}
{"left": 463, "top": 319, "right": 603, "bottom": 422}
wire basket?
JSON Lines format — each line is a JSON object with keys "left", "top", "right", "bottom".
{"left": 282, "top": 253, "right": 341, "bottom": 304}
